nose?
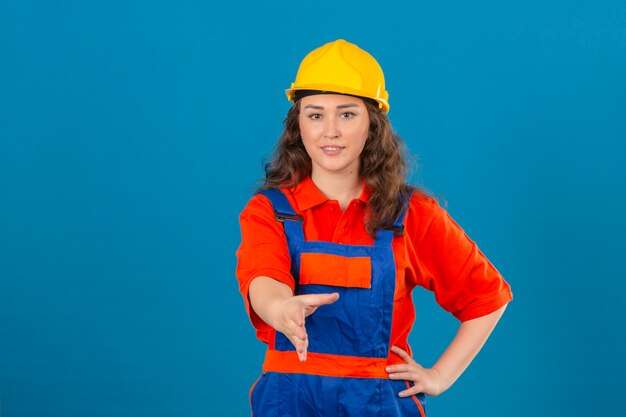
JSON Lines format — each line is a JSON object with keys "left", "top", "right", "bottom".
{"left": 323, "top": 118, "right": 340, "bottom": 139}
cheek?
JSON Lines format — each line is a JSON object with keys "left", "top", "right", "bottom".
{"left": 299, "top": 123, "right": 323, "bottom": 151}
{"left": 299, "top": 133, "right": 317, "bottom": 157}
{"left": 301, "top": 124, "right": 323, "bottom": 137}
{"left": 355, "top": 126, "right": 370, "bottom": 151}
{"left": 301, "top": 139, "right": 315, "bottom": 157}
{"left": 352, "top": 117, "right": 370, "bottom": 147}
{"left": 298, "top": 119, "right": 315, "bottom": 140}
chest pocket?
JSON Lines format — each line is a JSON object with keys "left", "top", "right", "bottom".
{"left": 299, "top": 253, "right": 372, "bottom": 289}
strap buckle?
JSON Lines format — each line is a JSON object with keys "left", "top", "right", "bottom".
{"left": 383, "top": 225, "right": 405, "bottom": 236}
{"left": 275, "top": 212, "right": 304, "bottom": 223}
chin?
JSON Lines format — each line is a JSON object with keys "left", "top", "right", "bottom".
{"left": 314, "top": 162, "right": 349, "bottom": 174}
{"left": 314, "top": 159, "right": 358, "bottom": 173}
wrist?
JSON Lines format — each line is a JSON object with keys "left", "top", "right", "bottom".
{"left": 266, "top": 297, "right": 289, "bottom": 331}
{"left": 430, "top": 366, "right": 452, "bottom": 395}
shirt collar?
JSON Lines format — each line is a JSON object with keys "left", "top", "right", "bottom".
{"left": 290, "top": 176, "right": 371, "bottom": 211}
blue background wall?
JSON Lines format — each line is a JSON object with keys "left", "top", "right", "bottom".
{"left": 1, "top": 1, "right": 625, "bottom": 416}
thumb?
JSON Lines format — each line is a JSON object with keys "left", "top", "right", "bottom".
{"left": 299, "top": 293, "right": 339, "bottom": 318}
{"left": 309, "top": 292, "right": 340, "bottom": 306}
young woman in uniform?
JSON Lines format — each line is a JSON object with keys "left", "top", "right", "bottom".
{"left": 236, "top": 39, "right": 513, "bottom": 416}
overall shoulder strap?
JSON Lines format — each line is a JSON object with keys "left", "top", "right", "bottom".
{"left": 258, "top": 189, "right": 305, "bottom": 248}
{"left": 374, "top": 190, "right": 412, "bottom": 246}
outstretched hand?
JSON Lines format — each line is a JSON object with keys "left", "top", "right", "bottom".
{"left": 272, "top": 292, "right": 339, "bottom": 362}
{"left": 386, "top": 345, "right": 447, "bottom": 397}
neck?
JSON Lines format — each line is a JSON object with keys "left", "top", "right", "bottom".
{"left": 311, "top": 170, "right": 362, "bottom": 211}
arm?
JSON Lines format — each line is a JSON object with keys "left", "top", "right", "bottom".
{"left": 386, "top": 304, "right": 508, "bottom": 397}
{"left": 248, "top": 276, "right": 339, "bottom": 362}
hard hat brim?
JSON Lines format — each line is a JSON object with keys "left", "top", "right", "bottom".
{"left": 286, "top": 85, "right": 390, "bottom": 114}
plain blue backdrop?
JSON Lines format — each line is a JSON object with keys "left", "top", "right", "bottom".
{"left": 1, "top": 1, "right": 625, "bottom": 416}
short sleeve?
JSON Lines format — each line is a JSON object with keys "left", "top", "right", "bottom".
{"left": 405, "top": 194, "right": 513, "bottom": 322}
{"left": 235, "top": 194, "right": 295, "bottom": 343}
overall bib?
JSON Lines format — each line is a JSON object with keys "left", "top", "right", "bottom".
{"left": 250, "top": 189, "right": 426, "bottom": 417}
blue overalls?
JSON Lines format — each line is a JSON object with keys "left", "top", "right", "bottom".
{"left": 250, "top": 189, "right": 427, "bottom": 417}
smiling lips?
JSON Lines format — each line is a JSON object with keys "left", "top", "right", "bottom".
{"left": 320, "top": 145, "right": 345, "bottom": 155}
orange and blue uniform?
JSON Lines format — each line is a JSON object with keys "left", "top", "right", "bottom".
{"left": 236, "top": 177, "right": 512, "bottom": 416}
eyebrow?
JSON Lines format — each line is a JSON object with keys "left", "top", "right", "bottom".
{"left": 303, "top": 103, "right": 361, "bottom": 110}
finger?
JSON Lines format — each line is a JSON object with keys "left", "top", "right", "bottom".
{"left": 388, "top": 371, "right": 416, "bottom": 381}
{"left": 288, "top": 333, "right": 308, "bottom": 359}
{"left": 385, "top": 364, "right": 409, "bottom": 373}
{"left": 287, "top": 306, "right": 307, "bottom": 337}
{"left": 294, "top": 338, "right": 308, "bottom": 362}
{"left": 399, "top": 384, "right": 422, "bottom": 398}
{"left": 391, "top": 345, "right": 416, "bottom": 364}
{"left": 289, "top": 319, "right": 308, "bottom": 342}
{"left": 293, "top": 308, "right": 305, "bottom": 327}
{"left": 296, "top": 338, "right": 308, "bottom": 354}
{"left": 298, "top": 344, "right": 307, "bottom": 362}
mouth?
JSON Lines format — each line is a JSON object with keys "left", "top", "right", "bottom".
{"left": 320, "top": 145, "right": 345, "bottom": 155}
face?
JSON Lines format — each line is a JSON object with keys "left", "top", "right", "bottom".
{"left": 298, "top": 94, "right": 370, "bottom": 178}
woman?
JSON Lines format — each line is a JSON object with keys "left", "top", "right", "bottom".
{"left": 236, "top": 39, "right": 512, "bottom": 416}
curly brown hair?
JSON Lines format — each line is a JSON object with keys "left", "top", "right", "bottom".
{"left": 259, "top": 99, "right": 421, "bottom": 237}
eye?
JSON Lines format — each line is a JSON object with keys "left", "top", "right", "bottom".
{"left": 307, "top": 113, "right": 322, "bottom": 120}
{"left": 340, "top": 112, "right": 356, "bottom": 119}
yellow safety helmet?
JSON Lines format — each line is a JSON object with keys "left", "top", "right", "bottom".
{"left": 286, "top": 39, "right": 390, "bottom": 113}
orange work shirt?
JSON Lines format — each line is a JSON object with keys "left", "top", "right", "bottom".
{"left": 236, "top": 176, "right": 513, "bottom": 346}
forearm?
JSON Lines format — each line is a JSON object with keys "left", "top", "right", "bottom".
{"left": 248, "top": 276, "right": 293, "bottom": 329}
{"left": 432, "top": 304, "right": 508, "bottom": 391}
